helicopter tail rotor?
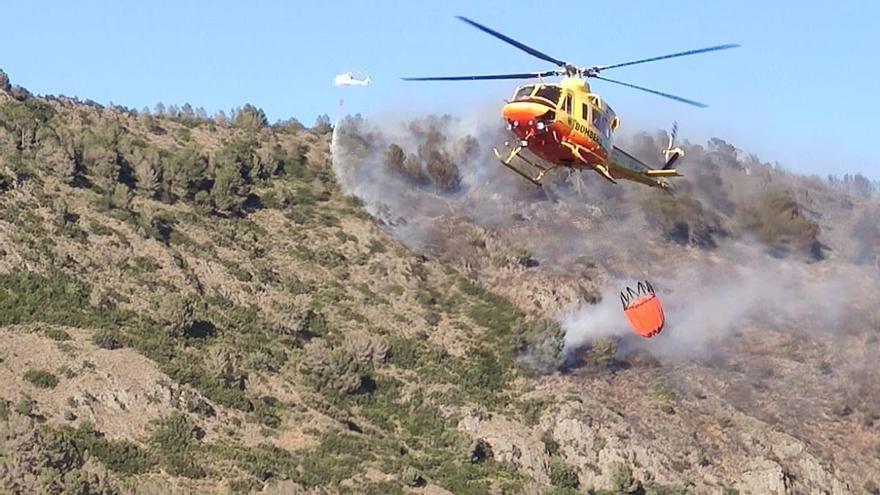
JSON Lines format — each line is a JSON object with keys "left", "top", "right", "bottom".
{"left": 662, "top": 122, "right": 684, "bottom": 170}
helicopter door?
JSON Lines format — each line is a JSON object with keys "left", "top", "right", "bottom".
{"left": 561, "top": 92, "right": 573, "bottom": 126}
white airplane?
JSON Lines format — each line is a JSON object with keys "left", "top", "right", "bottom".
{"left": 333, "top": 72, "right": 371, "bottom": 87}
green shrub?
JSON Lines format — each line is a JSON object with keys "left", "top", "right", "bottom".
{"left": 583, "top": 337, "right": 617, "bottom": 369}
{"left": 52, "top": 422, "right": 156, "bottom": 475}
{"left": 516, "top": 398, "right": 549, "bottom": 426}
{"left": 644, "top": 482, "right": 688, "bottom": 495}
{"left": 548, "top": 457, "right": 579, "bottom": 489}
{"left": 93, "top": 327, "right": 124, "bottom": 350}
{"left": 467, "top": 291, "right": 520, "bottom": 335}
{"left": 653, "top": 384, "right": 676, "bottom": 414}
{"left": 386, "top": 336, "right": 420, "bottom": 369}
{"left": 511, "top": 246, "right": 535, "bottom": 267}
{"left": 157, "top": 293, "right": 196, "bottom": 337}
{"left": 609, "top": 462, "right": 638, "bottom": 492}
{"left": 300, "top": 341, "right": 369, "bottom": 399}
{"left": 52, "top": 202, "right": 88, "bottom": 241}
{"left": 641, "top": 192, "right": 725, "bottom": 248}
{"left": 0, "top": 269, "right": 132, "bottom": 328}
{"left": 24, "top": 369, "right": 59, "bottom": 388}
{"left": 150, "top": 412, "right": 206, "bottom": 478}
{"left": 416, "top": 289, "right": 439, "bottom": 307}
{"left": 95, "top": 438, "right": 156, "bottom": 474}
{"left": 541, "top": 430, "right": 560, "bottom": 457}
{"left": 424, "top": 311, "right": 441, "bottom": 326}
{"left": 515, "top": 319, "right": 565, "bottom": 376}
{"left": 361, "top": 481, "right": 407, "bottom": 495}
{"left": 209, "top": 442, "right": 298, "bottom": 482}
{"left": 251, "top": 396, "right": 282, "bottom": 428}
{"left": 400, "top": 466, "right": 425, "bottom": 487}
{"left": 123, "top": 324, "right": 252, "bottom": 411}
{"left": 368, "top": 239, "right": 387, "bottom": 254}
{"left": 737, "top": 189, "right": 823, "bottom": 259}
{"left": 14, "top": 395, "right": 36, "bottom": 416}
{"left": 88, "top": 220, "right": 114, "bottom": 236}
{"left": 0, "top": 171, "right": 13, "bottom": 193}
{"left": 297, "top": 430, "right": 374, "bottom": 487}
{"left": 43, "top": 327, "right": 71, "bottom": 341}
{"left": 131, "top": 256, "right": 161, "bottom": 273}
{"left": 425, "top": 454, "right": 523, "bottom": 495}
{"left": 459, "top": 348, "right": 510, "bottom": 399}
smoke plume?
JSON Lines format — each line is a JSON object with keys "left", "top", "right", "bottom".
{"left": 561, "top": 244, "right": 856, "bottom": 359}
{"left": 331, "top": 111, "right": 879, "bottom": 364}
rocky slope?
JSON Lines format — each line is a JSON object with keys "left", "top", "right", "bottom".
{"left": 0, "top": 69, "right": 878, "bottom": 494}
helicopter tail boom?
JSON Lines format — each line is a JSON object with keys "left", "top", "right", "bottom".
{"left": 608, "top": 147, "right": 677, "bottom": 190}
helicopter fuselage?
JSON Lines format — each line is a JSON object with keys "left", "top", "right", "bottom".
{"left": 501, "top": 77, "right": 617, "bottom": 169}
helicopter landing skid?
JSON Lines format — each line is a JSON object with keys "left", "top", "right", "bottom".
{"left": 493, "top": 145, "right": 552, "bottom": 187}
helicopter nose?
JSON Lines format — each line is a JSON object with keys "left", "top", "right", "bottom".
{"left": 502, "top": 101, "right": 546, "bottom": 122}
{"left": 502, "top": 102, "right": 552, "bottom": 129}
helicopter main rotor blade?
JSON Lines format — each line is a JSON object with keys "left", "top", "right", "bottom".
{"left": 592, "top": 75, "right": 708, "bottom": 108}
{"left": 594, "top": 44, "right": 740, "bottom": 72}
{"left": 402, "top": 71, "right": 558, "bottom": 81}
{"left": 456, "top": 16, "right": 568, "bottom": 68}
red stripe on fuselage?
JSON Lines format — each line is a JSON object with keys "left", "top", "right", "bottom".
{"left": 502, "top": 102, "right": 608, "bottom": 167}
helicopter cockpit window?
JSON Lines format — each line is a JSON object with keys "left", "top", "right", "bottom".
{"left": 513, "top": 85, "right": 534, "bottom": 101}
{"left": 534, "top": 85, "right": 560, "bottom": 104}
{"left": 582, "top": 103, "right": 590, "bottom": 120}
{"left": 563, "top": 94, "right": 572, "bottom": 115}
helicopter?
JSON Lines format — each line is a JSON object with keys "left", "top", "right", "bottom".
{"left": 333, "top": 71, "right": 371, "bottom": 87}
{"left": 403, "top": 17, "right": 739, "bottom": 190}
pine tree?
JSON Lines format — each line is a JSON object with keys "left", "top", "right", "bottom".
{"left": 233, "top": 104, "right": 268, "bottom": 129}
{"left": 180, "top": 103, "right": 195, "bottom": 119}
{"left": 83, "top": 139, "right": 119, "bottom": 191}
{"left": 210, "top": 161, "right": 248, "bottom": 214}
{"left": 0, "top": 68, "right": 10, "bottom": 91}
{"left": 35, "top": 128, "right": 77, "bottom": 183}
{"left": 214, "top": 110, "right": 228, "bottom": 126}
{"left": 383, "top": 143, "right": 406, "bottom": 176}
{"left": 133, "top": 147, "right": 161, "bottom": 197}
{"left": 313, "top": 114, "right": 333, "bottom": 134}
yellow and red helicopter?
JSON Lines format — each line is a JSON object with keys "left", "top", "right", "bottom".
{"left": 403, "top": 17, "right": 739, "bottom": 190}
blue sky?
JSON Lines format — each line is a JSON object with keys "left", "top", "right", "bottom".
{"left": 2, "top": 0, "right": 877, "bottom": 179}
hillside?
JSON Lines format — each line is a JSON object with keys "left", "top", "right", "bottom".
{"left": 0, "top": 69, "right": 878, "bottom": 494}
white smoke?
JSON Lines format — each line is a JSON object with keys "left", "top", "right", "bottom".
{"left": 330, "top": 110, "right": 878, "bottom": 366}
{"left": 330, "top": 112, "right": 547, "bottom": 251}
{"left": 562, "top": 242, "right": 856, "bottom": 360}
